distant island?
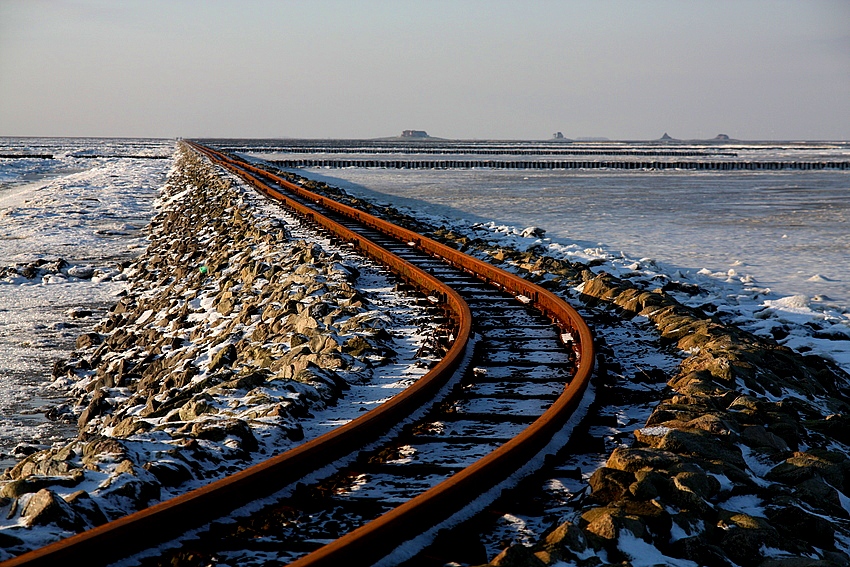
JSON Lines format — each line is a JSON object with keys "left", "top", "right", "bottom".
{"left": 658, "top": 132, "right": 736, "bottom": 143}
{"left": 383, "top": 131, "right": 739, "bottom": 142}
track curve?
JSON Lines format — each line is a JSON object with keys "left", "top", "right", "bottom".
{"left": 1, "top": 142, "right": 594, "bottom": 567}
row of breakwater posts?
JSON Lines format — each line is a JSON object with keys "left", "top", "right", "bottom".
{"left": 221, "top": 146, "right": 738, "bottom": 157}
{"left": 0, "top": 154, "right": 169, "bottom": 160}
{"left": 271, "top": 158, "right": 850, "bottom": 170}
{"left": 0, "top": 154, "right": 55, "bottom": 159}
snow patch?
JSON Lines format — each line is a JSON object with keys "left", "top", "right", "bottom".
{"left": 617, "top": 530, "right": 699, "bottom": 567}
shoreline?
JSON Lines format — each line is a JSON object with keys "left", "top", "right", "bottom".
{"left": 289, "top": 164, "right": 850, "bottom": 324}
{"left": 0, "top": 145, "right": 168, "bottom": 467}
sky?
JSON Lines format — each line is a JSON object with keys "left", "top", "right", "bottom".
{"left": 1, "top": 0, "right": 848, "bottom": 140}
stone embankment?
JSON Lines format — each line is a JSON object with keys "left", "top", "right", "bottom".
{"left": 273, "top": 168, "right": 850, "bottom": 566}
{"left": 0, "top": 144, "right": 424, "bottom": 556}
{"left": 485, "top": 266, "right": 850, "bottom": 567}
{"left": 6, "top": 152, "right": 849, "bottom": 566}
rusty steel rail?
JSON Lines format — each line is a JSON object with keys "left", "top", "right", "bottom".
{"left": 194, "top": 143, "right": 592, "bottom": 354}
{"left": 2, "top": 148, "right": 472, "bottom": 567}
{"left": 190, "top": 143, "right": 595, "bottom": 566}
{"left": 3, "top": 142, "right": 594, "bottom": 567}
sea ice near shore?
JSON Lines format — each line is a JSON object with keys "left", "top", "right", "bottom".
{"left": 0, "top": 139, "right": 171, "bottom": 465}
{"left": 286, "top": 165, "right": 850, "bottom": 376}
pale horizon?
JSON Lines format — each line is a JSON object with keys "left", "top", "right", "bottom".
{"left": 2, "top": 0, "right": 849, "bottom": 141}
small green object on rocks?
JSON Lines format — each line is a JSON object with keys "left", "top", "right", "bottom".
{"left": 199, "top": 265, "right": 208, "bottom": 275}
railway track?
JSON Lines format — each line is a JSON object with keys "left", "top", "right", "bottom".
{"left": 3, "top": 143, "right": 594, "bottom": 567}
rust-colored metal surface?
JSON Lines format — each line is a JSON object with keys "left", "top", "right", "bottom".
{"left": 191, "top": 143, "right": 595, "bottom": 567}
{"left": 2, "top": 142, "right": 594, "bottom": 567}
{"left": 1, "top": 149, "right": 471, "bottom": 567}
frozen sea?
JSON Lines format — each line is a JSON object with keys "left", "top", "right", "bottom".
{"left": 0, "top": 137, "right": 171, "bottom": 465}
{"left": 299, "top": 167, "right": 850, "bottom": 305}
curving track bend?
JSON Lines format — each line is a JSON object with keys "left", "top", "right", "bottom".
{"left": 2, "top": 143, "right": 594, "bottom": 567}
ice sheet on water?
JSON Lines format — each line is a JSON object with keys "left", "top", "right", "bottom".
{"left": 0, "top": 138, "right": 172, "bottom": 462}
{"left": 282, "top": 163, "right": 850, "bottom": 377}
{"left": 767, "top": 294, "right": 811, "bottom": 311}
